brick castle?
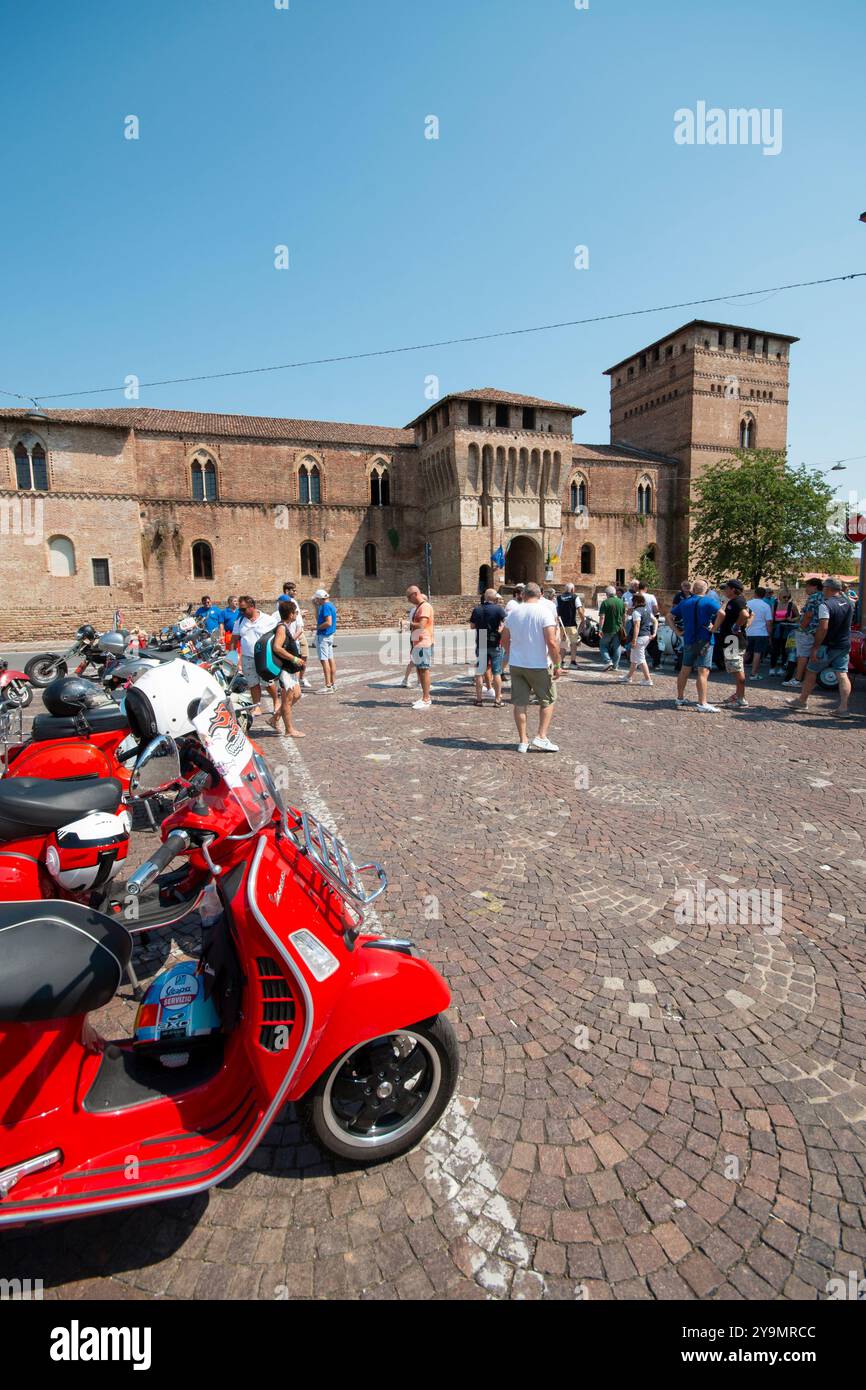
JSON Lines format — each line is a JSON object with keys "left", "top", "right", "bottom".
{"left": 0, "top": 319, "right": 795, "bottom": 638}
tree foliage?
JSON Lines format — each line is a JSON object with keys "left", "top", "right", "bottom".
{"left": 634, "top": 548, "right": 661, "bottom": 590}
{"left": 689, "top": 449, "right": 853, "bottom": 589}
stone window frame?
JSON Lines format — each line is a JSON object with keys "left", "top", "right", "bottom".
{"left": 189, "top": 448, "right": 219, "bottom": 502}
{"left": 191, "top": 539, "right": 214, "bottom": 580}
{"left": 579, "top": 541, "right": 595, "bottom": 574}
{"left": 368, "top": 456, "right": 392, "bottom": 507}
{"left": 739, "top": 413, "right": 756, "bottom": 449}
{"left": 568, "top": 470, "right": 589, "bottom": 513}
{"left": 12, "top": 432, "right": 49, "bottom": 492}
{"left": 364, "top": 541, "right": 378, "bottom": 577}
{"left": 636, "top": 475, "right": 653, "bottom": 516}
{"left": 300, "top": 539, "right": 320, "bottom": 578}
{"left": 297, "top": 454, "right": 323, "bottom": 506}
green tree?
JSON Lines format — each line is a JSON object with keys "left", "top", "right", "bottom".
{"left": 635, "top": 548, "right": 661, "bottom": 590}
{"left": 689, "top": 449, "right": 853, "bottom": 589}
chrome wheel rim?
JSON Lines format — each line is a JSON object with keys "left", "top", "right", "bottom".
{"left": 321, "top": 1031, "right": 441, "bottom": 1150}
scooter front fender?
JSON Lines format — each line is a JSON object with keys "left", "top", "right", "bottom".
{"left": 289, "top": 938, "right": 451, "bottom": 1099}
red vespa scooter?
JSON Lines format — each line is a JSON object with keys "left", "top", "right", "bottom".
{"left": 0, "top": 659, "right": 33, "bottom": 709}
{"left": 0, "top": 662, "right": 457, "bottom": 1224}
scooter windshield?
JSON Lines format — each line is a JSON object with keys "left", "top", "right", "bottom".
{"left": 191, "top": 693, "right": 276, "bottom": 832}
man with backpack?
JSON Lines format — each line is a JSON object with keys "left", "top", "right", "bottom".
{"left": 785, "top": 577, "right": 854, "bottom": 718}
{"left": 232, "top": 596, "right": 278, "bottom": 715}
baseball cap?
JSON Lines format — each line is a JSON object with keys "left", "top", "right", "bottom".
{"left": 313, "top": 588, "right": 329, "bottom": 599}
{"left": 723, "top": 578, "right": 744, "bottom": 593}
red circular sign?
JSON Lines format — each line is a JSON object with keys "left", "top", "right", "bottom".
{"left": 844, "top": 513, "right": 866, "bottom": 543}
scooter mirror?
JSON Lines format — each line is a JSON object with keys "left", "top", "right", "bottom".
{"left": 130, "top": 734, "right": 182, "bottom": 798}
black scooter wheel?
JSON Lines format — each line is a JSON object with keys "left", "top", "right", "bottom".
{"left": 24, "top": 655, "right": 66, "bottom": 687}
{"left": 302, "top": 1015, "right": 459, "bottom": 1164}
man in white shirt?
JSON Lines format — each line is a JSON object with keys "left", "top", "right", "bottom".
{"left": 504, "top": 583, "right": 526, "bottom": 615}
{"left": 746, "top": 587, "right": 774, "bottom": 679}
{"left": 231, "top": 595, "right": 279, "bottom": 712}
{"left": 623, "top": 581, "right": 639, "bottom": 611}
{"left": 501, "top": 583, "right": 562, "bottom": 754}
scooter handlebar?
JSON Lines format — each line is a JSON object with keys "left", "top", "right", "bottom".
{"left": 125, "top": 829, "right": 191, "bottom": 897}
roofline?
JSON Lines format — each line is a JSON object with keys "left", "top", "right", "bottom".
{"left": 0, "top": 408, "right": 414, "bottom": 448}
{"left": 404, "top": 392, "right": 584, "bottom": 429}
{"left": 603, "top": 319, "right": 799, "bottom": 375}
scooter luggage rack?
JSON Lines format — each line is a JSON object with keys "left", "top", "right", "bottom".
{"left": 294, "top": 810, "right": 387, "bottom": 910}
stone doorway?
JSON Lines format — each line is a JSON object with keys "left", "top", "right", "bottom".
{"left": 505, "top": 534, "right": 543, "bottom": 586}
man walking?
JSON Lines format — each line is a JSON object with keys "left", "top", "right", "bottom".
{"left": 783, "top": 577, "right": 823, "bottom": 690}
{"left": 786, "top": 577, "right": 854, "bottom": 717}
{"left": 501, "top": 582, "right": 561, "bottom": 753}
{"left": 598, "top": 584, "right": 625, "bottom": 672}
{"left": 745, "top": 587, "right": 774, "bottom": 680}
{"left": 711, "top": 579, "right": 751, "bottom": 708}
{"left": 232, "top": 595, "right": 278, "bottom": 716}
{"left": 556, "top": 582, "right": 583, "bottom": 668}
{"left": 671, "top": 580, "right": 720, "bottom": 711}
{"left": 406, "top": 585, "right": 435, "bottom": 709}
{"left": 470, "top": 587, "right": 506, "bottom": 705}
{"left": 313, "top": 589, "right": 338, "bottom": 692}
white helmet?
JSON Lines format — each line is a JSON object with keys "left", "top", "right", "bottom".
{"left": 124, "top": 659, "right": 224, "bottom": 742}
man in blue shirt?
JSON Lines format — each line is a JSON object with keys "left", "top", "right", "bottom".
{"left": 222, "top": 595, "right": 240, "bottom": 648}
{"left": 195, "top": 595, "right": 225, "bottom": 639}
{"left": 313, "top": 588, "right": 337, "bottom": 691}
{"left": 671, "top": 580, "right": 721, "bottom": 712}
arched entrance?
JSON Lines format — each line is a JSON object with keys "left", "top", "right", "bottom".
{"left": 505, "top": 535, "right": 543, "bottom": 586}
{"left": 478, "top": 564, "right": 492, "bottom": 594}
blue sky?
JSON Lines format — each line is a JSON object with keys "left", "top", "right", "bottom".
{"left": 1, "top": 0, "right": 864, "bottom": 503}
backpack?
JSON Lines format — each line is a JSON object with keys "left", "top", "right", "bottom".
{"left": 254, "top": 624, "right": 304, "bottom": 680}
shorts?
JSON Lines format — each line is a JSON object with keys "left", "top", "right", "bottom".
{"left": 316, "top": 635, "right": 334, "bottom": 661}
{"left": 746, "top": 635, "right": 770, "bottom": 656}
{"left": 807, "top": 645, "right": 850, "bottom": 675}
{"left": 682, "top": 640, "right": 714, "bottom": 670}
{"left": 562, "top": 624, "right": 580, "bottom": 648}
{"left": 629, "top": 634, "right": 651, "bottom": 666}
{"left": 795, "top": 631, "right": 815, "bottom": 659}
{"left": 412, "top": 644, "right": 434, "bottom": 671}
{"left": 510, "top": 665, "right": 556, "bottom": 708}
{"left": 723, "top": 637, "right": 745, "bottom": 673}
{"left": 476, "top": 645, "right": 504, "bottom": 676}
{"left": 242, "top": 654, "right": 260, "bottom": 686}
{"left": 278, "top": 670, "right": 298, "bottom": 691}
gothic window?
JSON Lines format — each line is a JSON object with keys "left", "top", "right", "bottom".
{"left": 14, "top": 439, "right": 48, "bottom": 491}
{"left": 192, "top": 540, "right": 214, "bottom": 580}
{"left": 739, "top": 415, "right": 756, "bottom": 448}
{"left": 300, "top": 540, "right": 319, "bottom": 578}
{"left": 637, "top": 477, "right": 653, "bottom": 515}
{"left": 370, "top": 464, "right": 390, "bottom": 506}
{"left": 191, "top": 451, "right": 218, "bottom": 501}
{"left": 298, "top": 460, "right": 321, "bottom": 505}
{"left": 570, "top": 475, "right": 588, "bottom": 512}
{"left": 364, "top": 542, "right": 377, "bottom": 577}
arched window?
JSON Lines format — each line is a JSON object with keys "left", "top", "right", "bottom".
{"left": 299, "top": 460, "right": 321, "bottom": 505}
{"left": 637, "top": 477, "right": 653, "bottom": 515}
{"left": 570, "top": 474, "right": 588, "bottom": 512}
{"left": 192, "top": 540, "right": 214, "bottom": 580}
{"left": 191, "top": 451, "right": 218, "bottom": 501}
{"left": 300, "top": 540, "right": 319, "bottom": 578}
{"left": 370, "top": 465, "right": 390, "bottom": 507}
{"left": 364, "top": 542, "right": 377, "bottom": 576}
{"left": 14, "top": 439, "right": 48, "bottom": 491}
{"left": 48, "top": 535, "right": 76, "bottom": 577}
{"left": 580, "top": 543, "right": 595, "bottom": 574}
{"left": 739, "top": 414, "right": 756, "bottom": 449}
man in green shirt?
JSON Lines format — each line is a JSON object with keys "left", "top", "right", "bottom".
{"left": 598, "top": 584, "right": 625, "bottom": 672}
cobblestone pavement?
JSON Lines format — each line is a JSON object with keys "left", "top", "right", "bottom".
{"left": 4, "top": 653, "right": 866, "bottom": 1300}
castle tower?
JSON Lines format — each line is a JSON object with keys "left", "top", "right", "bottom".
{"left": 407, "top": 390, "right": 583, "bottom": 594}
{"left": 604, "top": 320, "right": 797, "bottom": 578}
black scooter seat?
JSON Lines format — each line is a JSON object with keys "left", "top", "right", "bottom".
{"left": 138, "top": 647, "right": 184, "bottom": 663}
{"left": 0, "top": 776, "right": 123, "bottom": 840}
{"left": 0, "top": 899, "right": 131, "bottom": 1021}
{"left": 31, "top": 705, "right": 129, "bottom": 741}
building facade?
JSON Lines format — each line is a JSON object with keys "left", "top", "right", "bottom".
{"left": 0, "top": 319, "right": 794, "bottom": 636}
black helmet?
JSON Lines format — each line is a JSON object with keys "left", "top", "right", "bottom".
{"left": 43, "top": 674, "right": 104, "bottom": 716}
{"left": 76, "top": 623, "right": 97, "bottom": 641}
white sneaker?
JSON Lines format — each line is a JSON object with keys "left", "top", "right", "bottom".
{"left": 484, "top": 687, "right": 495, "bottom": 698}
{"left": 532, "top": 736, "right": 559, "bottom": 752}
{"left": 600, "top": 663, "right": 613, "bottom": 672}
{"left": 412, "top": 698, "right": 432, "bottom": 710}
{"left": 696, "top": 702, "right": 720, "bottom": 713}
{"left": 781, "top": 678, "right": 801, "bottom": 689}
{"left": 619, "top": 675, "right": 631, "bottom": 683}
{"left": 517, "top": 741, "right": 529, "bottom": 754}
{"left": 675, "top": 697, "right": 692, "bottom": 708}
{"left": 640, "top": 679, "right": 654, "bottom": 687}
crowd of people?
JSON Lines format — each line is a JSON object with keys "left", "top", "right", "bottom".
{"left": 191, "top": 569, "right": 858, "bottom": 748}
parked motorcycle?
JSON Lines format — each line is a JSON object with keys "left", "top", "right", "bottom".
{"left": 2, "top": 676, "right": 138, "bottom": 790}
{"left": 0, "top": 659, "right": 457, "bottom": 1224}
{"left": 0, "top": 659, "right": 33, "bottom": 709}
{"left": 24, "top": 624, "right": 122, "bottom": 688}
{"left": 578, "top": 615, "right": 600, "bottom": 648}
